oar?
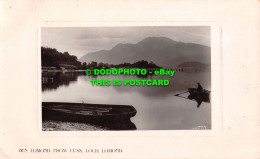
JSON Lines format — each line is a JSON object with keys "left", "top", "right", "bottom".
{"left": 174, "top": 91, "right": 189, "bottom": 96}
{"left": 175, "top": 94, "right": 196, "bottom": 102}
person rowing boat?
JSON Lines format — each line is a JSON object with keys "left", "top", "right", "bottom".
{"left": 197, "top": 82, "right": 203, "bottom": 91}
{"left": 188, "top": 83, "right": 210, "bottom": 107}
{"left": 174, "top": 83, "right": 210, "bottom": 108}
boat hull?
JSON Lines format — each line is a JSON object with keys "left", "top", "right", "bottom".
{"left": 188, "top": 88, "right": 210, "bottom": 102}
{"left": 42, "top": 102, "right": 137, "bottom": 130}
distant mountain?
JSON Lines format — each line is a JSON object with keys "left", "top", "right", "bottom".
{"left": 79, "top": 37, "right": 210, "bottom": 68}
{"left": 177, "top": 61, "right": 209, "bottom": 69}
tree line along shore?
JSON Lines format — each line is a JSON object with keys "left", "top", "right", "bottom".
{"left": 41, "top": 47, "right": 161, "bottom": 71}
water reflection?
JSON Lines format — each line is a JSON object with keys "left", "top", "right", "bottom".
{"left": 42, "top": 72, "right": 83, "bottom": 92}
{"left": 42, "top": 69, "right": 211, "bottom": 130}
{"left": 43, "top": 71, "right": 210, "bottom": 96}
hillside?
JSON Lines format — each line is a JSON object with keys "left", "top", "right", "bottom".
{"left": 41, "top": 47, "right": 81, "bottom": 67}
{"left": 79, "top": 37, "right": 211, "bottom": 68}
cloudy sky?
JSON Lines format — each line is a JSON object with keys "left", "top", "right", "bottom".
{"left": 41, "top": 26, "right": 210, "bottom": 58}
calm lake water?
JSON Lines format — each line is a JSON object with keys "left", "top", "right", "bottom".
{"left": 42, "top": 69, "right": 211, "bottom": 130}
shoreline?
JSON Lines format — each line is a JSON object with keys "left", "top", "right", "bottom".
{"left": 42, "top": 120, "right": 105, "bottom": 131}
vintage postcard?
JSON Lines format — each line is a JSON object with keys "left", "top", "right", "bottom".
{"left": 0, "top": 0, "right": 259, "bottom": 159}
{"left": 41, "top": 26, "right": 212, "bottom": 131}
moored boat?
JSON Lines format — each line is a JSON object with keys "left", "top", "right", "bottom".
{"left": 42, "top": 102, "right": 137, "bottom": 130}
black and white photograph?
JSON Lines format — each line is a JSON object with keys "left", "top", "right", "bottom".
{"left": 41, "top": 26, "right": 211, "bottom": 131}
{"left": 1, "top": 0, "right": 260, "bottom": 158}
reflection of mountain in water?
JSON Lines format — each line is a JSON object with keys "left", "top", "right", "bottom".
{"left": 42, "top": 69, "right": 210, "bottom": 99}
{"left": 42, "top": 72, "right": 83, "bottom": 91}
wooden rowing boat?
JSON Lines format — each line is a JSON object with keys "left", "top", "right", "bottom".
{"left": 42, "top": 102, "right": 137, "bottom": 130}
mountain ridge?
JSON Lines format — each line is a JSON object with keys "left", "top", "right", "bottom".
{"left": 79, "top": 37, "right": 210, "bottom": 67}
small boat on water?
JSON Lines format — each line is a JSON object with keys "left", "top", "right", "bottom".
{"left": 174, "top": 88, "right": 210, "bottom": 108}
{"left": 188, "top": 88, "right": 210, "bottom": 102}
{"left": 42, "top": 102, "right": 137, "bottom": 130}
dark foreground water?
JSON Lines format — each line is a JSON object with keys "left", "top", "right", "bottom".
{"left": 42, "top": 69, "right": 211, "bottom": 130}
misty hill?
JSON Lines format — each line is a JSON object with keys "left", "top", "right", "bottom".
{"left": 177, "top": 61, "right": 209, "bottom": 69}
{"left": 79, "top": 37, "right": 210, "bottom": 68}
